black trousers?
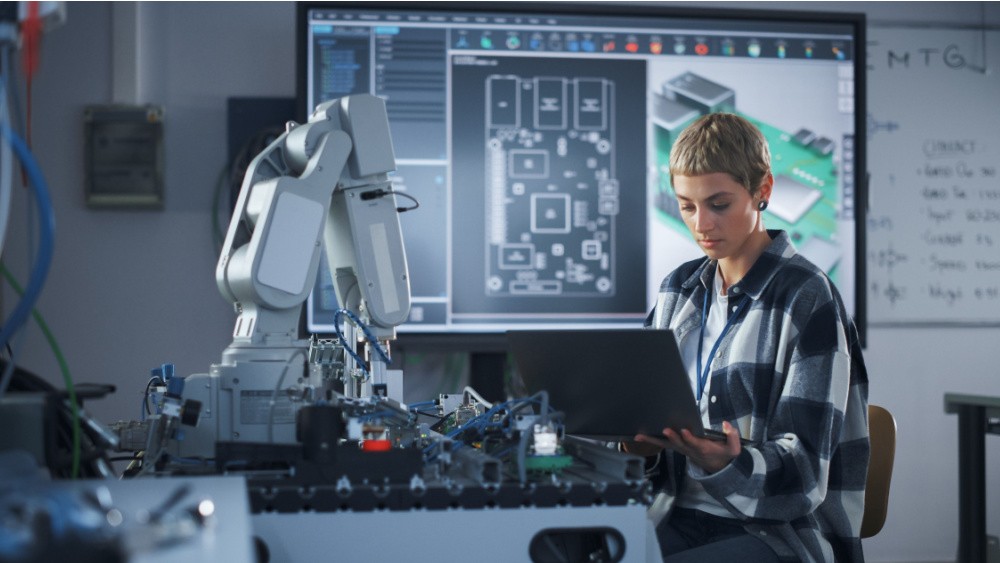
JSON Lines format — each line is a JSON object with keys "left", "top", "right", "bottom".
{"left": 658, "top": 507, "right": 781, "bottom": 563}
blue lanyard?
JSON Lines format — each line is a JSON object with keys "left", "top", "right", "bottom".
{"left": 695, "top": 286, "right": 751, "bottom": 402}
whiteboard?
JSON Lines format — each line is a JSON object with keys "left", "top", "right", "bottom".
{"left": 867, "top": 26, "right": 1000, "bottom": 325}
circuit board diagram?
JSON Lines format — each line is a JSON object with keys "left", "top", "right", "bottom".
{"left": 484, "top": 75, "right": 619, "bottom": 298}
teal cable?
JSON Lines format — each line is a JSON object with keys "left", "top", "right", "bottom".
{"left": 1, "top": 262, "right": 80, "bottom": 478}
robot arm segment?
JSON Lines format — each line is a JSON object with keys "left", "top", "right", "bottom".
{"left": 214, "top": 94, "right": 411, "bottom": 348}
{"left": 225, "top": 131, "right": 352, "bottom": 311}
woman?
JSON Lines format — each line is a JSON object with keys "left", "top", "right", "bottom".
{"left": 627, "top": 113, "right": 869, "bottom": 562}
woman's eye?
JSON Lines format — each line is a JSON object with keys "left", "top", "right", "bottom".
{"left": 712, "top": 203, "right": 730, "bottom": 211}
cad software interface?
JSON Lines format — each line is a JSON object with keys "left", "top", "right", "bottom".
{"left": 303, "top": 6, "right": 859, "bottom": 333}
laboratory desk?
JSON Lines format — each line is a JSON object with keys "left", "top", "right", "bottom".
{"left": 944, "top": 393, "right": 1000, "bottom": 563}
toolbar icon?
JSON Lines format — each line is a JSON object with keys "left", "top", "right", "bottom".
{"left": 529, "top": 33, "right": 543, "bottom": 50}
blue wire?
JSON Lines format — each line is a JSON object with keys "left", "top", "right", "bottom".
{"left": 445, "top": 397, "right": 524, "bottom": 438}
{"left": 425, "top": 394, "right": 559, "bottom": 463}
{"left": 444, "top": 395, "right": 557, "bottom": 440}
{"left": 490, "top": 446, "right": 514, "bottom": 459}
{"left": 0, "top": 126, "right": 55, "bottom": 354}
{"left": 334, "top": 308, "right": 391, "bottom": 364}
{"left": 333, "top": 310, "right": 373, "bottom": 378}
{"left": 357, "top": 409, "right": 394, "bottom": 422}
{"left": 333, "top": 310, "right": 369, "bottom": 378}
{"left": 407, "top": 400, "right": 437, "bottom": 411}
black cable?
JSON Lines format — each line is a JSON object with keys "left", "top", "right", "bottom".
{"left": 392, "top": 190, "right": 420, "bottom": 213}
{"left": 430, "top": 411, "right": 455, "bottom": 433}
{"left": 143, "top": 377, "right": 163, "bottom": 416}
{"left": 412, "top": 409, "right": 444, "bottom": 421}
{"left": 360, "top": 187, "right": 420, "bottom": 213}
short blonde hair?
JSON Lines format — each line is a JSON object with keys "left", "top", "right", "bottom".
{"left": 669, "top": 113, "right": 771, "bottom": 196}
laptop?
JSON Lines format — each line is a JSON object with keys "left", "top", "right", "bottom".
{"left": 507, "top": 328, "right": 729, "bottom": 442}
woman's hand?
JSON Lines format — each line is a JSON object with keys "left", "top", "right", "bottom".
{"left": 634, "top": 420, "right": 742, "bottom": 474}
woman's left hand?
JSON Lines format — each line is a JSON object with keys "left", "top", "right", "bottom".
{"left": 634, "top": 420, "right": 742, "bottom": 474}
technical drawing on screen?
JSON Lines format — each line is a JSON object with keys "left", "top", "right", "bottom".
{"left": 300, "top": 3, "right": 865, "bottom": 335}
{"left": 483, "top": 74, "right": 622, "bottom": 300}
{"left": 449, "top": 56, "right": 647, "bottom": 325}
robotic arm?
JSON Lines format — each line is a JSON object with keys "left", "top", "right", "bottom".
{"left": 116, "top": 95, "right": 412, "bottom": 461}
{"left": 216, "top": 94, "right": 410, "bottom": 370}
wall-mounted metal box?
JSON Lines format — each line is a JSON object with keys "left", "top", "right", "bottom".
{"left": 84, "top": 105, "right": 165, "bottom": 209}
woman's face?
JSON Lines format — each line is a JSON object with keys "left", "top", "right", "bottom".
{"left": 672, "top": 172, "right": 768, "bottom": 263}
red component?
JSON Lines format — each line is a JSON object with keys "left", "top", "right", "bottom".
{"left": 695, "top": 43, "right": 710, "bottom": 56}
{"left": 362, "top": 439, "right": 392, "bottom": 452}
{"left": 22, "top": 2, "right": 41, "bottom": 77}
{"left": 22, "top": 1, "right": 42, "bottom": 149}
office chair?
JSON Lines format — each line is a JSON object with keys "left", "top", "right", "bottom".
{"left": 861, "top": 404, "right": 897, "bottom": 538}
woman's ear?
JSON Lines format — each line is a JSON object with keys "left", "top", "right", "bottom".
{"left": 758, "top": 173, "right": 774, "bottom": 204}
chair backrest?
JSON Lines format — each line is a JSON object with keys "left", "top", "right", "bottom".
{"left": 861, "top": 404, "right": 897, "bottom": 538}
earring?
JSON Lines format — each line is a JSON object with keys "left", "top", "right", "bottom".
{"left": 758, "top": 200, "right": 769, "bottom": 211}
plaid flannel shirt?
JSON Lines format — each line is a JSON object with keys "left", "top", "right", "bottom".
{"left": 647, "top": 230, "right": 869, "bottom": 562}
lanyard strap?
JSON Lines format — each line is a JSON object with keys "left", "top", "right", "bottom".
{"left": 695, "top": 288, "right": 751, "bottom": 402}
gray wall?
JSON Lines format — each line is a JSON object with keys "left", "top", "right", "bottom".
{"left": 3, "top": 3, "right": 1000, "bottom": 562}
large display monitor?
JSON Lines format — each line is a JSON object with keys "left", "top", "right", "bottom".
{"left": 297, "top": 2, "right": 866, "bottom": 340}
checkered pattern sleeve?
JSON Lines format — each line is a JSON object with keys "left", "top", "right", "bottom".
{"left": 649, "top": 231, "right": 869, "bottom": 562}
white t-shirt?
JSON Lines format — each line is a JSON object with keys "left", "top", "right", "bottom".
{"left": 675, "top": 267, "right": 734, "bottom": 518}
